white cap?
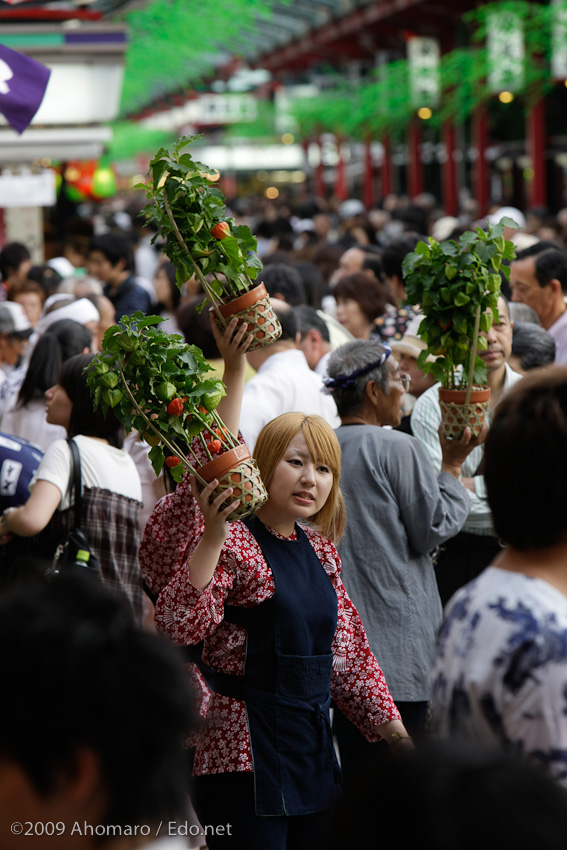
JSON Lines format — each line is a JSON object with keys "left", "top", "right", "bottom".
{"left": 0, "top": 301, "right": 32, "bottom": 335}
{"left": 487, "top": 206, "right": 526, "bottom": 229}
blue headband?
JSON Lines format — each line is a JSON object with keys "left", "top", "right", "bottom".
{"left": 323, "top": 346, "right": 392, "bottom": 393}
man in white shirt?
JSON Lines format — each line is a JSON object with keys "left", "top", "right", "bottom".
{"left": 509, "top": 243, "right": 567, "bottom": 365}
{"left": 411, "top": 295, "right": 522, "bottom": 605}
{"left": 240, "top": 300, "right": 340, "bottom": 453}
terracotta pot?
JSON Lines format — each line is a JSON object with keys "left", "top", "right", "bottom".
{"left": 438, "top": 386, "right": 491, "bottom": 439}
{"left": 198, "top": 443, "right": 268, "bottom": 520}
{"left": 218, "top": 282, "right": 282, "bottom": 352}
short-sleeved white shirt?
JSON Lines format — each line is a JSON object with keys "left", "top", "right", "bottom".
{"left": 34, "top": 434, "right": 142, "bottom": 510}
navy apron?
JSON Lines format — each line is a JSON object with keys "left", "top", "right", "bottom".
{"left": 211, "top": 516, "right": 342, "bottom": 817}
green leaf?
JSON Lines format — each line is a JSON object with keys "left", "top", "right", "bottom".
{"left": 459, "top": 231, "right": 478, "bottom": 247}
{"left": 500, "top": 216, "right": 521, "bottom": 230}
{"left": 102, "top": 388, "right": 123, "bottom": 408}
{"left": 454, "top": 292, "right": 470, "bottom": 307}
{"left": 472, "top": 356, "right": 488, "bottom": 386}
{"left": 135, "top": 315, "right": 165, "bottom": 329}
{"left": 151, "top": 159, "right": 169, "bottom": 186}
{"left": 149, "top": 444, "right": 165, "bottom": 476}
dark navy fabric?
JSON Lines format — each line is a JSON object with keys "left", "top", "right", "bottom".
{"left": 213, "top": 516, "right": 341, "bottom": 816}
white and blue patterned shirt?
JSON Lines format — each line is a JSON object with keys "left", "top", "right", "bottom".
{"left": 430, "top": 567, "right": 567, "bottom": 787}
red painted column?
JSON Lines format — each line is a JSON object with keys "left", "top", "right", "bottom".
{"left": 472, "top": 105, "right": 490, "bottom": 218}
{"left": 527, "top": 96, "right": 546, "bottom": 208}
{"left": 441, "top": 121, "right": 458, "bottom": 216}
{"left": 407, "top": 119, "right": 423, "bottom": 199}
{"left": 315, "top": 137, "right": 325, "bottom": 198}
{"left": 381, "top": 135, "right": 392, "bottom": 198}
{"left": 335, "top": 136, "right": 348, "bottom": 201}
{"left": 363, "top": 137, "right": 375, "bottom": 209}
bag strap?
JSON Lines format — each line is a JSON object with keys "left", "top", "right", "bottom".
{"left": 67, "top": 438, "right": 83, "bottom": 531}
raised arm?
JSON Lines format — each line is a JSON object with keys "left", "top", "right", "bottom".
{"left": 210, "top": 314, "right": 253, "bottom": 438}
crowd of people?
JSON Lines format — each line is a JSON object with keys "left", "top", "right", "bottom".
{"left": 2, "top": 188, "right": 567, "bottom": 848}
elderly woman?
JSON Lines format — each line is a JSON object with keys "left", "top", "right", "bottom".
{"left": 324, "top": 339, "right": 482, "bottom": 788}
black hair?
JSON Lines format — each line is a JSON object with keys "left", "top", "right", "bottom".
{"left": 89, "top": 233, "right": 134, "bottom": 272}
{"left": 360, "top": 251, "right": 385, "bottom": 282}
{"left": 155, "top": 260, "right": 181, "bottom": 313}
{"left": 511, "top": 322, "right": 556, "bottom": 371}
{"left": 261, "top": 263, "right": 307, "bottom": 306}
{"left": 272, "top": 299, "right": 298, "bottom": 341}
{"left": 176, "top": 296, "right": 220, "bottom": 359}
{"left": 27, "top": 264, "right": 63, "bottom": 296}
{"left": 295, "top": 305, "right": 330, "bottom": 343}
{"left": 16, "top": 319, "right": 93, "bottom": 409}
{"left": 382, "top": 235, "right": 421, "bottom": 282}
{"left": 0, "top": 242, "right": 30, "bottom": 281}
{"left": 484, "top": 368, "right": 567, "bottom": 549}
{"left": 533, "top": 249, "right": 567, "bottom": 295}
{"left": 514, "top": 240, "right": 559, "bottom": 262}
{"left": 61, "top": 353, "right": 125, "bottom": 448}
{"left": 0, "top": 573, "right": 195, "bottom": 829}
{"left": 326, "top": 740, "right": 567, "bottom": 850}
{"left": 293, "top": 260, "right": 327, "bottom": 309}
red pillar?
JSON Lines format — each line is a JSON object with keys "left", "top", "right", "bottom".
{"left": 381, "top": 135, "right": 392, "bottom": 198}
{"left": 363, "top": 138, "right": 375, "bottom": 209}
{"left": 527, "top": 96, "right": 546, "bottom": 209}
{"left": 335, "top": 137, "right": 348, "bottom": 201}
{"left": 407, "top": 120, "right": 423, "bottom": 199}
{"left": 315, "top": 137, "right": 325, "bottom": 198}
{"left": 472, "top": 105, "right": 490, "bottom": 218}
{"left": 441, "top": 121, "right": 458, "bottom": 216}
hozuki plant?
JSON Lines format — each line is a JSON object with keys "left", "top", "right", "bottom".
{"left": 85, "top": 312, "right": 241, "bottom": 484}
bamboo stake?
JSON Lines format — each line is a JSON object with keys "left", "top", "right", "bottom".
{"left": 116, "top": 361, "right": 208, "bottom": 487}
{"left": 162, "top": 192, "right": 226, "bottom": 325}
{"left": 465, "top": 304, "right": 482, "bottom": 406}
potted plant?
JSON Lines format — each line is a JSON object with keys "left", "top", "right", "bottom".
{"left": 401, "top": 218, "right": 518, "bottom": 438}
{"left": 139, "top": 134, "right": 282, "bottom": 350}
{"left": 85, "top": 312, "right": 268, "bottom": 519}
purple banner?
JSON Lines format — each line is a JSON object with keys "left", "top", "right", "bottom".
{"left": 0, "top": 44, "right": 51, "bottom": 134}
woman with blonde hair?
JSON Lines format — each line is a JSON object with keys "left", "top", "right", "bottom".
{"left": 140, "top": 317, "right": 410, "bottom": 850}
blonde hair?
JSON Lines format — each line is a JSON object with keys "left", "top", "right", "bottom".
{"left": 253, "top": 413, "right": 346, "bottom": 542}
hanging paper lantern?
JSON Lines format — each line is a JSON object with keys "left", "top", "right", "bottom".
{"left": 407, "top": 37, "right": 440, "bottom": 110}
{"left": 487, "top": 10, "right": 524, "bottom": 94}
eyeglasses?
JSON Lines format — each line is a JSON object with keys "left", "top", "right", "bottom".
{"left": 392, "top": 372, "right": 411, "bottom": 393}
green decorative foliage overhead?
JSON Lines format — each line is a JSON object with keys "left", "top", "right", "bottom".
{"left": 346, "top": 60, "right": 411, "bottom": 140}
{"left": 105, "top": 121, "right": 177, "bottom": 162}
{"left": 223, "top": 101, "right": 276, "bottom": 141}
{"left": 118, "top": 0, "right": 280, "bottom": 115}
{"left": 288, "top": 0, "right": 567, "bottom": 140}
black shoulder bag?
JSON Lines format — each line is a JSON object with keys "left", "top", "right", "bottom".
{"left": 46, "top": 439, "right": 100, "bottom": 579}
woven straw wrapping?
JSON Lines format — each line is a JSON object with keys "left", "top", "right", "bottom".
{"left": 211, "top": 457, "right": 269, "bottom": 520}
{"left": 439, "top": 399, "right": 489, "bottom": 440}
{"left": 221, "top": 294, "right": 282, "bottom": 352}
